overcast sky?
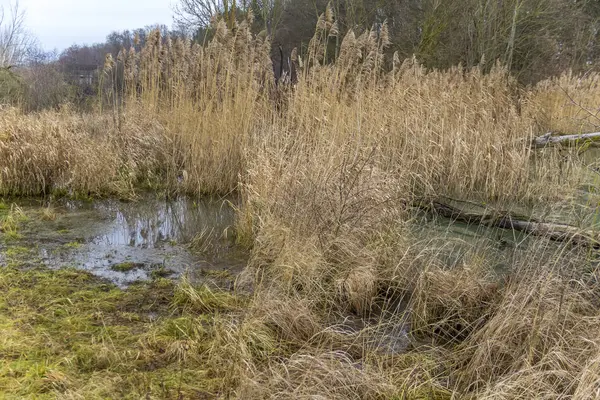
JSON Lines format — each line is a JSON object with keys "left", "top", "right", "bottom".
{"left": 1, "top": 0, "right": 175, "bottom": 52}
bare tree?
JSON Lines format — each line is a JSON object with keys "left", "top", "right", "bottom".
{"left": 175, "top": 0, "right": 286, "bottom": 36}
{"left": 0, "top": 0, "right": 35, "bottom": 67}
{"left": 174, "top": 0, "right": 225, "bottom": 31}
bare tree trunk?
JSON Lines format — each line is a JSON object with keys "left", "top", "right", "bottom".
{"left": 230, "top": 0, "right": 236, "bottom": 29}
{"left": 532, "top": 131, "right": 600, "bottom": 148}
{"left": 0, "top": 0, "right": 35, "bottom": 67}
{"left": 504, "top": 0, "right": 521, "bottom": 71}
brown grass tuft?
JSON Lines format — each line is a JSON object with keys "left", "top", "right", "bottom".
{"left": 410, "top": 259, "right": 500, "bottom": 343}
{"left": 454, "top": 261, "right": 600, "bottom": 398}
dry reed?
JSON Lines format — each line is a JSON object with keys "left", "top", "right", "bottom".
{"left": 1, "top": 7, "right": 600, "bottom": 399}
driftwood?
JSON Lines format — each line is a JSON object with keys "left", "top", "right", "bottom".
{"left": 533, "top": 131, "right": 600, "bottom": 148}
{"left": 416, "top": 200, "right": 600, "bottom": 248}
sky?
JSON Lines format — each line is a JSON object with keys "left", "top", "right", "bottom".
{"left": 1, "top": 0, "right": 175, "bottom": 52}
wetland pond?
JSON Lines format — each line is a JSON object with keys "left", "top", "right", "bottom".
{"left": 1, "top": 184, "right": 596, "bottom": 290}
{"left": 0, "top": 192, "right": 593, "bottom": 358}
{"left": 0, "top": 194, "right": 246, "bottom": 287}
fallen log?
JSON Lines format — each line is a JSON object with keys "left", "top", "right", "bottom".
{"left": 416, "top": 200, "right": 600, "bottom": 248}
{"left": 533, "top": 131, "right": 600, "bottom": 148}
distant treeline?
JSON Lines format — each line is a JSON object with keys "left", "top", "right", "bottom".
{"left": 178, "top": 0, "right": 600, "bottom": 84}
{"left": 2, "top": 0, "right": 600, "bottom": 111}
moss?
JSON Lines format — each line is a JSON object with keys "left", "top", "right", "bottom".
{"left": 110, "top": 262, "right": 141, "bottom": 272}
{"left": 64, "top": 241, "right": 83, "bottom": 249}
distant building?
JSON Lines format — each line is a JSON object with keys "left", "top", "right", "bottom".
{"left": 65, "top": 64, "right": 99, "bottom": 87}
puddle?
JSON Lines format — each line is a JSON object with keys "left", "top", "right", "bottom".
{"left": 1, "top": 194, "right": 245, "bottom": 287}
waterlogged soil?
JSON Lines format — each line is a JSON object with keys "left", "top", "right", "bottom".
{"left": 410, "top": 209, "right": 567, "bottom": 275}
{"left": 1, "top": 188, "right": 595, "bottom": 291}
{"left": 0, "top": 194, "right": 246, "bottom": 287}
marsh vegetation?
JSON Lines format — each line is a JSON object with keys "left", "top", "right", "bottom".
{"left": 2, "top": 4, "right": 600, "bottom": 399}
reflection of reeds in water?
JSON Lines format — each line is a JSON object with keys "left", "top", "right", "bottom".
{"left": 189, "top": 225, "right": 236, "bottom": 259}
{"left": 94, "top": 197, "right": 235, "bottom": 248}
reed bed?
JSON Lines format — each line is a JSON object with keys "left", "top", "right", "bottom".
{"left": 1, "top": 7, "right": 600, "bottom": 399}
{"left": 526, "top": 70, "right": 600, "bottom": 134}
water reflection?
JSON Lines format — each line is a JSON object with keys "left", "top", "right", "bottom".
{"left": 89, "top": 197, "right": 236, "bottom": 248}
{"left": 4, "top": 194, "right": 244, "bottom": 287}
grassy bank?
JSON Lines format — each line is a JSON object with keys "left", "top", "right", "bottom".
{"left": 2, "top": 8, "right": 600, "bottom": 399}
{"left": 0, "top": 249, "right": 244, "bottom": 398}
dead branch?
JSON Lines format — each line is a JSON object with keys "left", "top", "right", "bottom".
{"left": 532, "top": 131, "right": 600, "bottom": 148}
{"left": 415, "top": 199, "right": 600, "bottom": 248}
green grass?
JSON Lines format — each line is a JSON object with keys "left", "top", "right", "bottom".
{"left": 0, "top": 204, "right": 28, "bottom": 241}
{"left": 0, "top": 257, "right": 247, "bottom": 398}
{"left": 3, "top": 246, "right": 31, "bottom": 258}
{"left": 172, "top": 277, "right": 241, "bottom": 314}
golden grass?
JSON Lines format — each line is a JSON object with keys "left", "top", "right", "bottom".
{"left": 526, "top": 70, "right": 600, "bottom": 134}
{"left": 0, "top": 106, "right": 166, "bottom": 197}
{"left": 2, "top": 8, "right": 600, "bottom": 399}
{"left": 453, "top": 259, "right": 600, "bottom": 398}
